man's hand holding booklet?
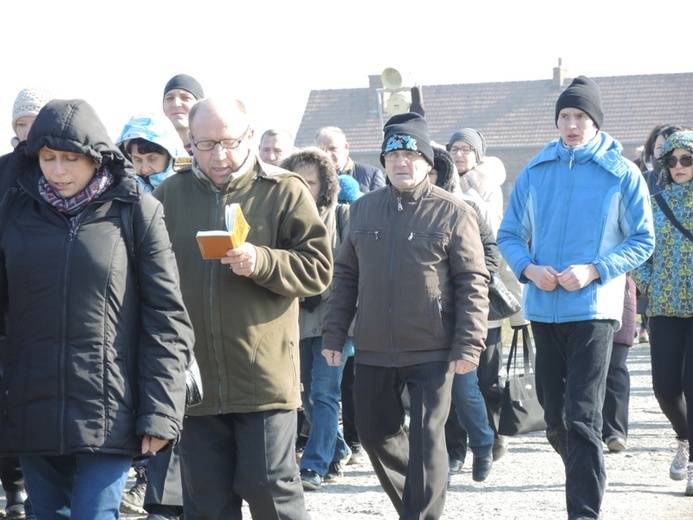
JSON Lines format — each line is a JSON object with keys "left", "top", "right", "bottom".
{"left": 196, "top": 203, "right": 250, "bottom": 259}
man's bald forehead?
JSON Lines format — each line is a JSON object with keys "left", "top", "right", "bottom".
{"left": 189, "top": 98, "right": 247, "bottom": 128}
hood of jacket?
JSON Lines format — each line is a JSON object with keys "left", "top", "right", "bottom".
{"left": 25, "top": 99, "right": 128, "bottom": 169}
{"left": 116, "top": 113, "right": 186, "bottom": 191}
{"left": 20, "top": 98, "right": 139, "bottom": 200}
{"left": 530, "top": 131, "right": 633, "bottom": 178}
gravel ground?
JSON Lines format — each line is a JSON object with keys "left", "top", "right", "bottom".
{"left": 4, "top": 341, "right": 691, "bottom": 519}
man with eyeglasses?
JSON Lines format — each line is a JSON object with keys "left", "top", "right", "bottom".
{"left": 322, "top": 112, "right": 490, "bottom": 519}
{"left": 153, "top": 97, "right": 332, "bottom": 519}
{"left": 498, "top": 76, "right": 654, "bottom": 520}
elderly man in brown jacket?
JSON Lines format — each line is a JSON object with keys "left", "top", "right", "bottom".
{"left": 322, "top": 112, "right": 489, "bottom": 520}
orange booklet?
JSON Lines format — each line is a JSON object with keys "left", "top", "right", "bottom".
{"left": 195, "top": 203, "right": 251, "bottom": 259}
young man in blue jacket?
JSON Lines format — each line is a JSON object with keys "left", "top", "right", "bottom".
{"left": 497, "top": 76, "right": 654, "bottom": 520}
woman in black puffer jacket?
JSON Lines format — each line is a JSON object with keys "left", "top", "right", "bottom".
{"left": 0, "top": 99, "right": 194, "bottom": 519}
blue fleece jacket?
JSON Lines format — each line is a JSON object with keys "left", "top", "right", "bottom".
{"left": 497, "top": 132, "right": 654, "bottom": 326}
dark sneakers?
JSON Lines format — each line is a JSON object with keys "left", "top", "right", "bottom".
{"left": 146, "top": 505, "right": 182, "bottom": 520}
{"left": 3, "top": 489, "right": 27, "bottom": 519}
{"left": 449, "top": 457, "right": 464, "bottom": 473}
{"left": 347, "top": 443, "right": 367, "bottom": 465}
{"left": 472, "top": 453, "right": 493, "bottom": 482}
{"left": 605, "top": 435, "right": 627, "bottom": 453}
{"left": 120, "top": 464, "right": 148, "bottom": 515}
{"left": 492, "top": 435, "right": 509, "bottom": 461}
{"left": 300, "top": 468, "right": 322, "bottom": 491}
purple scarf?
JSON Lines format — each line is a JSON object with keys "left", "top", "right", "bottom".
{"left": 39, "top": 166, "right": 114, "bottom": 228}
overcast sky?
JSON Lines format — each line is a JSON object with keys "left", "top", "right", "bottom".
{"left": 0, "top": 0, "right": 687, "bottom": 153}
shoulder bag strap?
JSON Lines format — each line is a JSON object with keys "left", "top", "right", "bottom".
{"left": 654, "top": 193, "right": 693, "bottom": 243}
{"left": 505, "top": 326, "right": 520, "bottom": 375}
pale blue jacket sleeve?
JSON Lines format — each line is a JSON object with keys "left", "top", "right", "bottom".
{"left": 497, "top": 168, "right": 534, "bottom": 283}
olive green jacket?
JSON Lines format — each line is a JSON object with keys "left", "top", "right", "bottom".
{"left": 154, "top": 156, "right": 332, "bottom": 414}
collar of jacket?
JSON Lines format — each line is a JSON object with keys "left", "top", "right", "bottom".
{"left": 665, "top": 179, "right": 693, "bottom": 204}
{"left": 190, "top": 150, "right": 256, "bottom": 191}
{"left": 189, "top": 154, "right": 308, "bottom": 195}
{"left": 532, "top": 131, "right": 632, "bottom": 179}
{"left": 387, "top": 176, "right": 432, "bottom": 205}
{"left": 338, "top": 156, "right": 355, "bottom": 175}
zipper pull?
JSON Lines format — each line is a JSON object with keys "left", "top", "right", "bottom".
{"left": 397, "top": 197, "right": 403, "bottom": 212}
{"left": 375, "top": 231, "right": 379, "bottom": 240}
{"left": 408, "top": 232, "right": 414, "bottom": 241}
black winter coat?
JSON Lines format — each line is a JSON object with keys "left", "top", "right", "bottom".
{"left": 0, "top": 99, "right": 194, "bottom": 456}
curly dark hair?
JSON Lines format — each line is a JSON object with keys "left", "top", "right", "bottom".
{"left": 280, "top": 147, "right": 340, "bottom": 209}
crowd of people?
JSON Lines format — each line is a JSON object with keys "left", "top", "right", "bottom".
{"left": 0, "top": 72, "right": 689, "bottom": 520}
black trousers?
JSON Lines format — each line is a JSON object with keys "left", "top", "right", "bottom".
{"left": 144, "top": 444, "right": 183, "bottom": 514}
{"left": 601, "top": 343, "right": 631, "bottom": 440}
{"left": 179, "top": 411, "right": 309, "bottom": 520}
{"left": 355, "top": 361, "right": 452, "bottom": 520}
{"left": 340, "top": 355, "right": 360, "bottom": 447}
{"left": 0, "top": 456, "right": 23, "bottom": 493}
{"left": 649, "top": 316, "right": 693, "bottom": 441}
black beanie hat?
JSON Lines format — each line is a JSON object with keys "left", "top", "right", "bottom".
{"left": 555, "top": 76, "right": 604, "bottom": 129}
{"left": 163, "top": 74, "right": 205, "bottom": 101}
{"left": 380, "top": 112, "right": 434, "bottom": 166}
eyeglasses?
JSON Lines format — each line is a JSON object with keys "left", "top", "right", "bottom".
{"left": 383, "top": 150, "right": 422, "bottom": 163}
{"left": 192, "top": 126, "right": 249, "bottom": 152}
{"left": 448, "top": 147, "right": 474, "bottom": 156}
{"left": 664, "top": 155, "right": 693, "bottom": 168}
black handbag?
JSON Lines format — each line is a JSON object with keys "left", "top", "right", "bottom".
{"left": 185, "top": 354, "right": 204, "bottom": 408}
{"left": 498, "top": 325, "right": 546, "bottom": 436}
{"left": 488, "top": 272, "right": 522, "bottom": 321}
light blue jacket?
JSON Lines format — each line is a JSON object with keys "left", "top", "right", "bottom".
{"left": 116, "top": 113, "right": 186, "bottom": 192}
{"left": 497, "top": 132, "right": 654, "bottom": 326}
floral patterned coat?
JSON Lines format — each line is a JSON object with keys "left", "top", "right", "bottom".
{"left": 632, "top": 181, "right": 693, "bottom": 317}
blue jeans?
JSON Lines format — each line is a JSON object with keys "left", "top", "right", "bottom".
{"left": 531, "top": 320, "right": 614, "bottom": 520}
{"left": 450, "top": 369, "right": 494, "bottom": 456}
{"left": 299, "top": 336, "right": 351, "bottom": 476}
{"left": 19, "top": 453, "right": 132, "bottom": 520}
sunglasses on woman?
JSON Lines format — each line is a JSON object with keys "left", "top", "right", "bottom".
{"left": 664, "top": 155, "right": 693, "bottom": 168}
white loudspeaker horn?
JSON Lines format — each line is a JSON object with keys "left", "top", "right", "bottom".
{"left": 381, "top": 68, "right": 404, "bottom": 89}
{"left": 385, "top": 91, "right": 411, "bottom": 116}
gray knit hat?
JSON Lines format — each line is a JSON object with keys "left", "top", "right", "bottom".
{"left": 446, "top": 128, "right": 486, "bottom": 162}
{"left": 12, "top": 87, "right": 52, "bottom": 132}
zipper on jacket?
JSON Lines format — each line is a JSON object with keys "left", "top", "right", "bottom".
{"left": 211, "top": 190, "right": 225, "bottom": 413}
{"left": 58, "top": 227, "right": 77, "bottom": 454}
{"left": 568, "top": 148, "right": 575, "bottom": 169}
{"left": 354, "top": 230, "right": 379, "bottom": 240}
{"left": 388, "top": 198, "right": 402, "bottom": 366}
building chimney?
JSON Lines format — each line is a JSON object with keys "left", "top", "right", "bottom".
{"left": 369, "top": 74, "right": 383, "bottom": 113}
{"left": 553, "top": 58, "right": 568, "bottom": 88}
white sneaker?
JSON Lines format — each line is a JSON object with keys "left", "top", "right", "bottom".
{"left": 686, "top": 463, "right": 693, "bottom": 496}
{"left": 670, "top": 438, "right": 689, "bottom": 481}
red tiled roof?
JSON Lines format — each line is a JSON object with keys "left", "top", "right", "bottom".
{"left": 296, "top": 72, "right": 693, "bottom": 153}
